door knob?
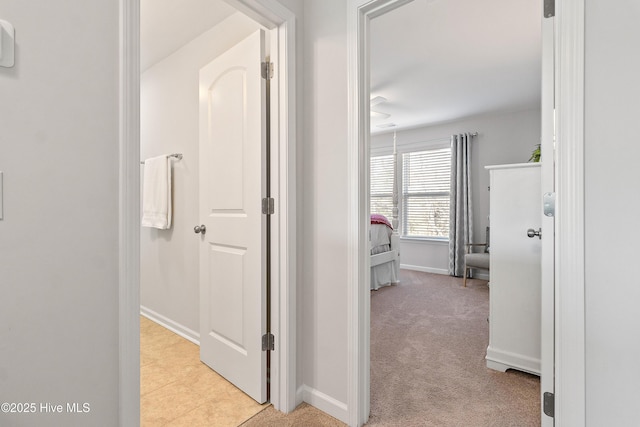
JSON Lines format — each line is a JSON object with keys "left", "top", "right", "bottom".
{"left": 194, "top": 224, "right": 206, "bottom": 234}
{"left": 527, "top": 228, "right": 541, "bottom": 239}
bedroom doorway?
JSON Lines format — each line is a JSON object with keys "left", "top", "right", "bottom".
{"left": 350, "top": 0, "right": 556, "bottom": 425}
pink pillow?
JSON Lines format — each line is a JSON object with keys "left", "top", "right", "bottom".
{"left": 371, "top": 214, "right": 393, "bottom": 229}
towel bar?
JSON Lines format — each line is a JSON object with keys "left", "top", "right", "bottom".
{"left": 140, "top": 153, "right": 183, "bottom": 164}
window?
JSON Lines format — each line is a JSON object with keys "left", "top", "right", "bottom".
{"left": 370, "top": 146, "right": 451, "bottom": 239}
{"left": 370, "top": 154, "right": 395, "bottom": 220}
{"left": 402, "top": 148, "right": 451, "bottom": 238}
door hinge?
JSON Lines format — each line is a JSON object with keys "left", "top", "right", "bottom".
{"left": 261, "top": 61, "right": 273, "bottom": 80}
{"left": 543, "top": 192, "right": 556, "bottom": 217}
{"left": 262, "top": 197, "right": 275, "bottom": 215}
{"left": 544, "top": 0, "right": 555, "bottom": 18}
{"left": 262, "top": 333, "right": 275, "bottom": 351}
{"left": 543, "top": 392, "right": 555, "bottom": 418}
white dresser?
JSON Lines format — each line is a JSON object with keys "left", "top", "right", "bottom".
{"left": 485, "top": 163, "right": 541, "bottom": 375}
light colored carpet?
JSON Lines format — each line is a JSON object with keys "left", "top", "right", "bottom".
{"left": 367, "top": 270, "right": 540, "bottom": 426}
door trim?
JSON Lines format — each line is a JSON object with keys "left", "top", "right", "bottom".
{"left": 118, "top": 0, "right": 299, "bottom": 423}
{"left": 118, "top": 1, "right": 141, "bottom": 424}
{"left": 555, "top": 0, "right": 586, "bottom": 424}
{"left": 346, "top": 1, "right": 413, "bottom": 425}
{"left": 347, "top": 0, "right": 587, "bottom": 426}
{"left": 540, "top": 11, "right": 555, "bottom": 427}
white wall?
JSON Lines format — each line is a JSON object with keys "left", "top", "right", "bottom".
{"left": 300, "top": 0, "right": 350, "bottom": 419}
{"left": 140, "top": 13, "right": 261, "bottom": 337}
{"left": 0, "top": 1, "right": 119, "bottom": 425}
{"left": 584, "top": 0, "right": 640, "bottom": 424}
{"left": 371, "top": 108, "right": 541, "bottom": 274}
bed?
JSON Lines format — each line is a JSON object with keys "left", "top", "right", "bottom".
{"left": 370, "top": 132, "right": 402, "bottom": 290}
{"left": 370, "top": 214, "right": 400, "bottom": 290}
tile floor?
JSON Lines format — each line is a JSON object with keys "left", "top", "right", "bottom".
{"left": 140, "top": 316, "right": 268, "bottom": 426}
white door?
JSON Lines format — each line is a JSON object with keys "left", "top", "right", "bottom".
{"left": 198, "top": 30, "right": 267, "bottom": 404}
{"left": 540, "top": 9, "right": 555, "bottom": 426}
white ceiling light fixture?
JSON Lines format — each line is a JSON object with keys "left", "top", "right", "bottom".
{"left": 370, "top": 95, "right": 391, "bottom": 121}
{"left": 376, "top": 123, "right": 397, "bottom": 129}
{"left": 370, "top": 96, "right": 387, "bottom": 106}
{"left": 370, "top": 110, "right": 391, "bottom": 119}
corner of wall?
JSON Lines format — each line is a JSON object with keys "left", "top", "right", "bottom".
{"left": 300, "top": 384, "right": 349, "bottom": 424}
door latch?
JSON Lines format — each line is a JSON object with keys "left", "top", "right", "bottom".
{"left": 527, "top": 228, "right": 542, "bottom": 239}
{"left": 543, "top": 192, "right": 556, "bottom": 217}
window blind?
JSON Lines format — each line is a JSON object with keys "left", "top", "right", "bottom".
{"left": 370, "top": 154, "right": 395, "bottom": 220}
{"left": 402, "top": 148, "right": 451, "bottom": 238}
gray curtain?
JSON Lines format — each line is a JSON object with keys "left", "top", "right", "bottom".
{"left": 448, "top": 133, "right": 473, "bottom": 277}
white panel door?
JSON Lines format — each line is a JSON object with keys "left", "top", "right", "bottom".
{"left": 198, "top": 30, "right": 267, "bottom": 403}
{"left": 540, "top": 11, "right": 555, "bottom": 426}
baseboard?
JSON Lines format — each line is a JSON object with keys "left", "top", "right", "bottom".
{"left": 299, "top": 385, "right": 348, "bottom": 424}
{"left": 485, "top": 346, "right": 540, "bottom": 376}
{"left": 400, "top": 264, "right": 449, "bottom": 275}
{"left": 140, "top": 306, "right": 200, "bottom": 345}
{"left": 400, "top": 264, "right": 490, "bottom": 281}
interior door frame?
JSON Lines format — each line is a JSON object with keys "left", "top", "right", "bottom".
{"left": 118, "top": 0, "right": 299, "bottom": 424}
{"left": 540, "top": 10, "right": 555, "bottom": 427}
{"left": 346, "top": 0, "right": 586, "bottom": 426}
{"left": 346, "top": 1, "right": 413, "bottom": 424}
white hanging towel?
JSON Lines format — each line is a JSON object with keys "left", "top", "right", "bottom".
{"left": 141, "top": 155, "right": 172, "bottom": 229}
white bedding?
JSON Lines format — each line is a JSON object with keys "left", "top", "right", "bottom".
{"left": 370, "top": 223, "right": 399, "bottom": 290}
{"left": 370, "top": 223, "right": 391, "bottom": 255}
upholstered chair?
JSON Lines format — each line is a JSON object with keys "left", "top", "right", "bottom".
{"left": 463, "top": 227, "right": 490, "bottom": 287}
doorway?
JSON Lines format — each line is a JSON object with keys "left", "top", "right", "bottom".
{"left": 347, "top": 0, "right": 555, "bottom": 424}
{"left": 118, "top": 0, "right": 299, "bottom": 424}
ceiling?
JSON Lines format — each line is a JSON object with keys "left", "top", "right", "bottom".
{"left": 141, "top": 0, "right": 235, "bottom": 71}
{"left": 370, "top": 0, "right": 542, "bottom": 133}
{"left": 141, "top": 0, "right": 542, "bottom": 133}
